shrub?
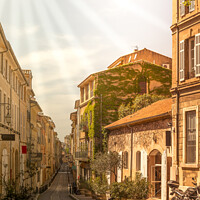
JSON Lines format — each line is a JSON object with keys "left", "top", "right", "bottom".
{"left": 91, "top": 176, "right": 109, "bottom": 195}
{"left": 110, "top": 172, "right": 150, "bottom": 200}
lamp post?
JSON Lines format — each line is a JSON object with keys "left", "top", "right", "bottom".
{"left": 0, "top": 103, "right": 11, "bottom": 124}
{"left": 0, "top": 102, "right": 12, "bottom": 179}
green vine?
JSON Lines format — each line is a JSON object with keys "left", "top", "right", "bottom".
{"left": 81, "top": 61, "right": 172, "bottom": 153}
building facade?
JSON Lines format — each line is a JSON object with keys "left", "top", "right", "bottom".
{"left": 0, "top": 23, "right": 62, "bottom": 197}
{"left": 106, "top": 99, "right": 172, "bottom": 200}
{"left": 70, "top": 49, "right": 172, "bottom": 181}
{"left": 171, "top": 0, "right": 200, "bottom": 190}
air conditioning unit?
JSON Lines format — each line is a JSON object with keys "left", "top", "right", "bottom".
{"left": 162, "top": 64, "right": 170, "bottom": 69}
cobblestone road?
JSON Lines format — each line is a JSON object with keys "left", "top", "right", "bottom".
{"left": 38, "top": 163, "right": 73, "bottom": 200}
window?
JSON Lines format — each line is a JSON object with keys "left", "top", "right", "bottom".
{"left": 166, "top": 131, "right": 171, "bottom": 146}
{"left": 13, "top": 74, "right": 15, "bottom": 90}
{"left": 195, "top": 34, "right": 200, "bottom": 76}
{"left": 180, "top": 0, "right": 195, "bottom": 16}
{"left": 8, "top": 66, "right": 11, "bottom": 83}
{"left": 81, "top": 88, "right": 84, "bottom": 103}
{"left": 179, "top": 34, "right": 200, "bottom": 81}
{"left": 189, "top": 0, "right": 195, "bottom": 12}
{"left": 128, "top": 55, "right": 132, "bottom": 63}
{"left": 180, "top": 40, "right": 185, "bottom": 81}
{"left": 85, "top": 85, "right": 89, "bottom": 100}
{"left": 5, "top": 60, "right": 7, "bottom": 80}
{"left": 136, "top": 151, "right": 141, "bottom": 171}
{"left": 188, "top": 38, "right": 195, "bottom": 78}
{"left": 186, "top": 110, "right": 196, "bottom": 163}
{"left": 180, "top": 0, "right": 185, "bottom": 16}
{"left": 90, "top": 81, "right": 94, "bottom": 97}
{"left": 123, "top": 151, "right": 128, "bottom": 169}
{"left": 139, "top": 76, "right": 146, "bottom": 94}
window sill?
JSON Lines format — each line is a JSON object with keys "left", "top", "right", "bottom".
{"left": 180, "top": 163, "right": 199, "bottom": 168}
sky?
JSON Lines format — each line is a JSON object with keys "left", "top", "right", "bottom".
{"left": 0, "top": 0, "right": 172, "bottom": 142}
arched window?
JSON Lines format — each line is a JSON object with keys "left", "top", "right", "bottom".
{"left": 123, "top": 151, "right": 128, "bottom": 169}
{"left": 136, "top": 151, "right": 141, "bottom": 171}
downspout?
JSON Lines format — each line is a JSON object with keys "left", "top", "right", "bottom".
{"left": 127, "top": 124, "right": 133, "bottom": 180}
{"left": 19, "top": 83, "right": 27, "bottom": 186}
{"left": 176, "top": 0, "right": 180, "bottom": 181}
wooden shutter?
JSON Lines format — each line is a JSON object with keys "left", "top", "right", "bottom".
{"left": 136, "top": 151, "right": 141, "bottom": 171}
{"left": 180, "top": 40, "right": 185, "bottom": 81}
{"left": 195, "top": 34, "right": 200, "bottom": 77}
{"left": 141, "top": 150, "right": 147, "bottom": 178}
{"left": 166, "top": 131, "right": 171, "bottom": 146}
{"left": 180, "top": 0, "right": 185, "bottom": 16}
{"left": 189, "top": 0, "right": 195, "bottom": 12}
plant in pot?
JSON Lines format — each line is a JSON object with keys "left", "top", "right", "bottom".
{"left": 91, "top": 176, "right": 109, "bottom": 200}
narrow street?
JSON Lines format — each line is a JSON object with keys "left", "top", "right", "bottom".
{"left": 38, "top": 163, "right": 73, "bottom": 200}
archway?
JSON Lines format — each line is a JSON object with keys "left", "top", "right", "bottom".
{"left": 148, "top": 149, "right": 162, "bottom": 198}
{"left": 2, "top": 149, "right": 9, "bottom": 194}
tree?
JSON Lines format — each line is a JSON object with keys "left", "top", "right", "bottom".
{"left": 90, "top": 151, "right": 122, "bottom": 182}
{"left": 118, "top": 94, "right": 165, "bottom": 119}
{"left": 184, "top": 0, "right": 191, "bottom": 6}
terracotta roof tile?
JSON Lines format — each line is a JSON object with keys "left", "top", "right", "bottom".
{"left": 105, "top": 98, "right": 172, "bottom": 130}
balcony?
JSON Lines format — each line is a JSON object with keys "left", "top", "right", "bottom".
{"left": 75, "top": 151, "right": 88, "bottom": 160}
{"left": 75, "top": 150, "right": 93, "bottom": 160}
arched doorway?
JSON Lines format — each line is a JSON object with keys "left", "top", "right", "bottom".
{"left": 148, "top": 149, "right": 162, "bottom": 198}
{"left": 2, "top": 149, "right": 9, "bottom": 194}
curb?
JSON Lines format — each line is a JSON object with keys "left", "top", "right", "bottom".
{"left": 69, "top": 194, "right": 80, "bottom": 200}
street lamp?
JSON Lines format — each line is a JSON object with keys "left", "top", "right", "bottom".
{"left": 0, "top": 103, "right": 11, "bottom": 124}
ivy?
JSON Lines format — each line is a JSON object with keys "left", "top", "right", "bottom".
{"left": 81, "top": 61, "right": 172, "bottom": 153}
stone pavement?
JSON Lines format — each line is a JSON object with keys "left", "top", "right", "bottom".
{"left": 38, "top": 163, "right": 73, "bottom": 200}
{"left": 69, "top": 194, "right": 95, "bottom": 200}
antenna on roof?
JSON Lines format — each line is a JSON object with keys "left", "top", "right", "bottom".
{"left": 134, "top": 45, "right": 138, "bottom": 52}
{"left": 131, "top": 45, "right": 139, "bottom": 52}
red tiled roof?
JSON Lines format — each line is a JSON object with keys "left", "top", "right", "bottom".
{"left": 105, "top": 98, "right": 172, "bottom": 130}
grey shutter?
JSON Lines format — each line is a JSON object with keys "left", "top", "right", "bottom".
{"left": 195, "top": 34, "right": 200, "bottom": 77}
{"left": 180, "top": 40, "right": 185, "bottom": 81}
{"left": 189, "top": 0, "right": 195, "bottom": 12}
{"left": 180, "top": 0, "right": 185, "bottom": 16}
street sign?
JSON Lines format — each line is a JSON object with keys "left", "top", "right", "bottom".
{"left": 30, "top": 153, "right": 42, "bottom": 162}
{"left": 1, "top": 134, "right": 15, "bottom": 141}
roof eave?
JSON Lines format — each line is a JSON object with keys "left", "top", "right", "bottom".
{"left": 105, "top": 111, "right": 171, "bottom": 130}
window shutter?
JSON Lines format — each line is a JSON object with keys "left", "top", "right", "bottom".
{"left": 180, "top": 0, "right": 185, "bottom": 16}
{"left": 141, "top": 150, "right": 147, "bottom": 178}
{"left": 136, "top": 151, "right": 141, "bottom": 171}
{"left": 166, "top": 131, "right": 171, "bottom": 146}
{"left": 189, "top": 0, "right": 195, "bottom": 12}
{"left": 180, "top": 40, "right": 185, "bottom": 81}
{"left": 195, "top": 34, "right": 200, "bottom": 77}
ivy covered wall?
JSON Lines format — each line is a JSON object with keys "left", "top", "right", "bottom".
{"left": 81, "top": 61, "right": 172, "bottom": 152}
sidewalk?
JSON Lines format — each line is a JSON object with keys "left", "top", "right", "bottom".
{"left": 69, "top": 194, "right": 95, "bottom": 200}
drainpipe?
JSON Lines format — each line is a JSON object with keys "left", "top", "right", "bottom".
{"left": 127, "top": 124, "right": 133, "bottom": 180}
{"left": 176, "top": 0, "right": 180, "bottom": 181}
{"left": 19, "top": 83, "right": 27, "bottom": 186}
